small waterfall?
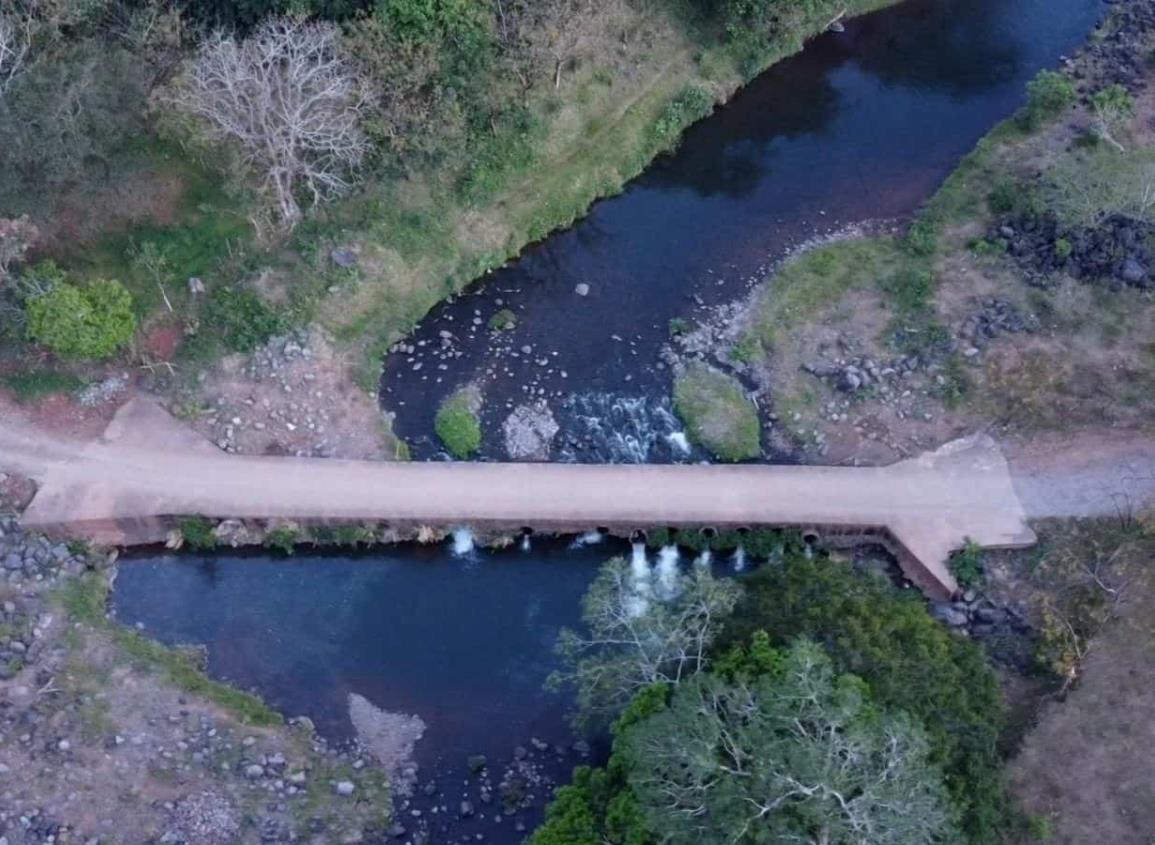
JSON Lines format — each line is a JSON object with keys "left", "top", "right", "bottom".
{"left": 732, "top": 546, "right": 747, "bottom": 572}
{"left": 520, "top": 534, "right": 531, "bottom": 552}
{"left": 557, "top": 394, "right": 696, "bottom": 464}
{"left": 655, "top": 545, "right": 682, "bottom": 599}
{"left": 450, "top": 527, "right": 475, "bottom": 556}
{"left": 627, "top": 542, "right": 652, "bottom": 617}
{"left": 570, "top": 530, "right": 604, "bottom": 548}
{"left": 667, "top": 432, "right": 691, "bottom": 456}
{"left": 694, "top": 549, "right": 712, "bottom": 569}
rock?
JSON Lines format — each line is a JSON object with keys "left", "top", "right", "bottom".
{"left": 838, "top": 371, "right": 862, "bottom": 392}
{"left": 459, "top": 800, "right": 475, "bottom": 818}
{"left": 388, "top": 822, "right": 407, "bottom": 838}
{"left": 930, "top": 602, "right": 969, "bottom": 627}
{"left": 1121, "top": 256, "right": 1148, "bottom": 284}
{"left": 974, "top": 605, "right": 1007, "bottom": 625}
{"left": 244, "top": 764, "right": 265, "bottom": 779}
{"left": 468, "top": 754, "right": 488, "bottom": 774}
{"left": 574, "top": 283, "right": 590, "bottom": 296}
{"left": 188, "top": 276, "right": 206, "bottom": 295}
{"left": 330, "top": 247, "right": 358, "bottom": 268}
{"left": 335, "top": 780, "right": 356, "bottom": 796}
{"left": 502, "top": 402, "right": 560, "bottom": 461}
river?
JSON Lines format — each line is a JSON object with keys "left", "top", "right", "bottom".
{"left": 380, "top": 0, "right": 1103, "bottom": 461}
{"left": 118, "top": 0, "right": 1104, "bottom": 840}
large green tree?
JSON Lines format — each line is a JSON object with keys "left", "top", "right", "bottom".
{"left": 625, "top": 639, "right": 960, "bottom": 845}
{"left": 722, "top": 557, "right": 1007, "bottom": 842}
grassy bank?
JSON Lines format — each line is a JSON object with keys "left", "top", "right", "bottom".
{"left": 15, "top": 0, "right": 896, "bottom": 396}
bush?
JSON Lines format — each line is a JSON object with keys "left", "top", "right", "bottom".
{"left": 435, "top": 388, "right": 482, "bottom": 458}
{"left": 949, "top": 540, "right": 985, "bottom": 589}
{"left": 878, "top": 266, "right": 935, "bottom": 314}
{"left": 672, "top": 362, "right": 760, "bottom": 461}
{"left": 1022, "top": 70, "right": 1076, "bottom": 129}
{"left": 721, "top": 554, "right": 1008, "bottom": 843}
{"left": 201, "top": 287, "right": 287, "bottom": 353}
{"left": 903, "top": 216, "right": 938, "bottom": 256}
{"left": 26, "top": 279, "right": 136, "bottom": 359}
{"left": 178, "top": 517, "right": 217, "bottom": 550}
{"left": 649, "top": 86, "right": 714, "bottom": 155}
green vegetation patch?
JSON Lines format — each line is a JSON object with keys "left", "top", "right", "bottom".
{"left": 435, "top": 387, "right": 482, "bottom": 459}
{"left": 673, "top": 362, "right": 760, "bottom": 461}
{"left": 0, "top": 369, "right": 87, "bottom": 403}
{"left": 750, "top": 238, "right": 906, "bottom": 349}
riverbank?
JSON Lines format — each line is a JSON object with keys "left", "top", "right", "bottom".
{"left": 683, "top": 0, "right": 1155, "bottom": 466}
{"left": 0, "top": 0, "right": 894, "bottom": 461}
{"left": 0, "top": 514, "right": 398, "bottom": 845}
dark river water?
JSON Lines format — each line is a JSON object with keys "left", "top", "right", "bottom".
{"left": 381, "top": 0, "right": 1102, "bottom": 461}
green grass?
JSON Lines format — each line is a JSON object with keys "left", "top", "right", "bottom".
{"left": 673, "top": 362, "right": 761, "bottom": 461}
{"left": 750, "top": 238, "right": 906, "bottom": 349}
{"left": 66, "top": 147, "right": 255, "bottom": 319}
{"left": 0, "top": 369, "right": 86, "bottom": 403}
{"left": 435, "top": 388, "right": 482, "bottom": 458}
{"left": 54, "top": 573, "right": 282, "bottom": 726}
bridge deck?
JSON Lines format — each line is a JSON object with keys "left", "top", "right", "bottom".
{"left": 4, "top": 399, "right": 1035, "bottom": 599}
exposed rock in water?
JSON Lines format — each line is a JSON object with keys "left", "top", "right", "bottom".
{"left": 348, "top": 693, "right": 425, "bottom": 796}
{"left": 502, "top": 402, "right": 560, "bottom": 461}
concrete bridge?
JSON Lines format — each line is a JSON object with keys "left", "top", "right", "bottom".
{"left": 1, "top": 398, "right": 1037, "bottom": 599}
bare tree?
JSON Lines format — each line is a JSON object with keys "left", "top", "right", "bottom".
{"left": 548, "top": 556, "right": 741, "bottom": 727}
{"left": 528, "top": 0, "right": 628, "bottom": 89}
{"left": 166, "top": 17, "right": 370, "bottom": 230}
{"left": 0, "top": 216, "right": 39, "bottom": 283}
{"left": 0, "top": 8, "right": 35, "bottom": 94}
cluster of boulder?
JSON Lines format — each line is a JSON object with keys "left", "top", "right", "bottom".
{"left": 957, "top": 298, "right": 1039, "bottom": 356}
{"left": 994, "top": 213, "right": 1153, "bottom": 290}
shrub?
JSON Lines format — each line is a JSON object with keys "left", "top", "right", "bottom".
{"left": 949, "top": 540, "right": 985, "bottom": 589}
{"left": 878, "top": 266, "right": 935, "bottom": 314}
{"left": 1022, "top": 70, "right": 1076, "bottom": 129}
{"left": 649, "top": 86, "right": 714, "bottom": 155}
{"left": 26, "top": 279, "right": 136, "bottom": 359}
{"left": 178, "top": 517, "right": 217, "bottom": 550}
{"left": 903, "top": 216, "right": 938, "bottom": 256}
{"left": 435, "top": 388, "right": 482, "bottom": 458}
{"left": 201, "top": 286, "right": 287, "bottom": 353}
{"left": 673, "top": 362, "right": 760, "bottom": 462}
{"left": 1054, "top": 237, "right": 1073, "bottom": 260}
{"left": 988, "top": 180, "right": 1019, "bottom": 215}
{"left": 264, "top": 525, "right": 299, "bottom": 555}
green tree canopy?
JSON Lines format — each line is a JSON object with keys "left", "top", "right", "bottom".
{"left": 624, "top": 639, "right": 960, "bottom": 845}
{"left": 721, "top": 556, "right": 1007, "bottom": 842}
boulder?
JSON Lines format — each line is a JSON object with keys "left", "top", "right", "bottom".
{"left": 502, "top": 402, "right": 560, "bottom": 462}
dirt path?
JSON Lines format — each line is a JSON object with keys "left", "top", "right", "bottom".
{"left": 0, "top": 397, "right": 1043, "bottom": 599}
{"left": 1004, "top": 430, "right": 1155, "bottom": 520}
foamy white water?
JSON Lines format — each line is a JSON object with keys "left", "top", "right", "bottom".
{"left": 732, "top": 546, "right": 747, "bottom": 572}
{"left": 655, "top": 545, "right": 682, "bottom": 599}
{"left": 450, "top": 528, "right": 475, "bottom": 556}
